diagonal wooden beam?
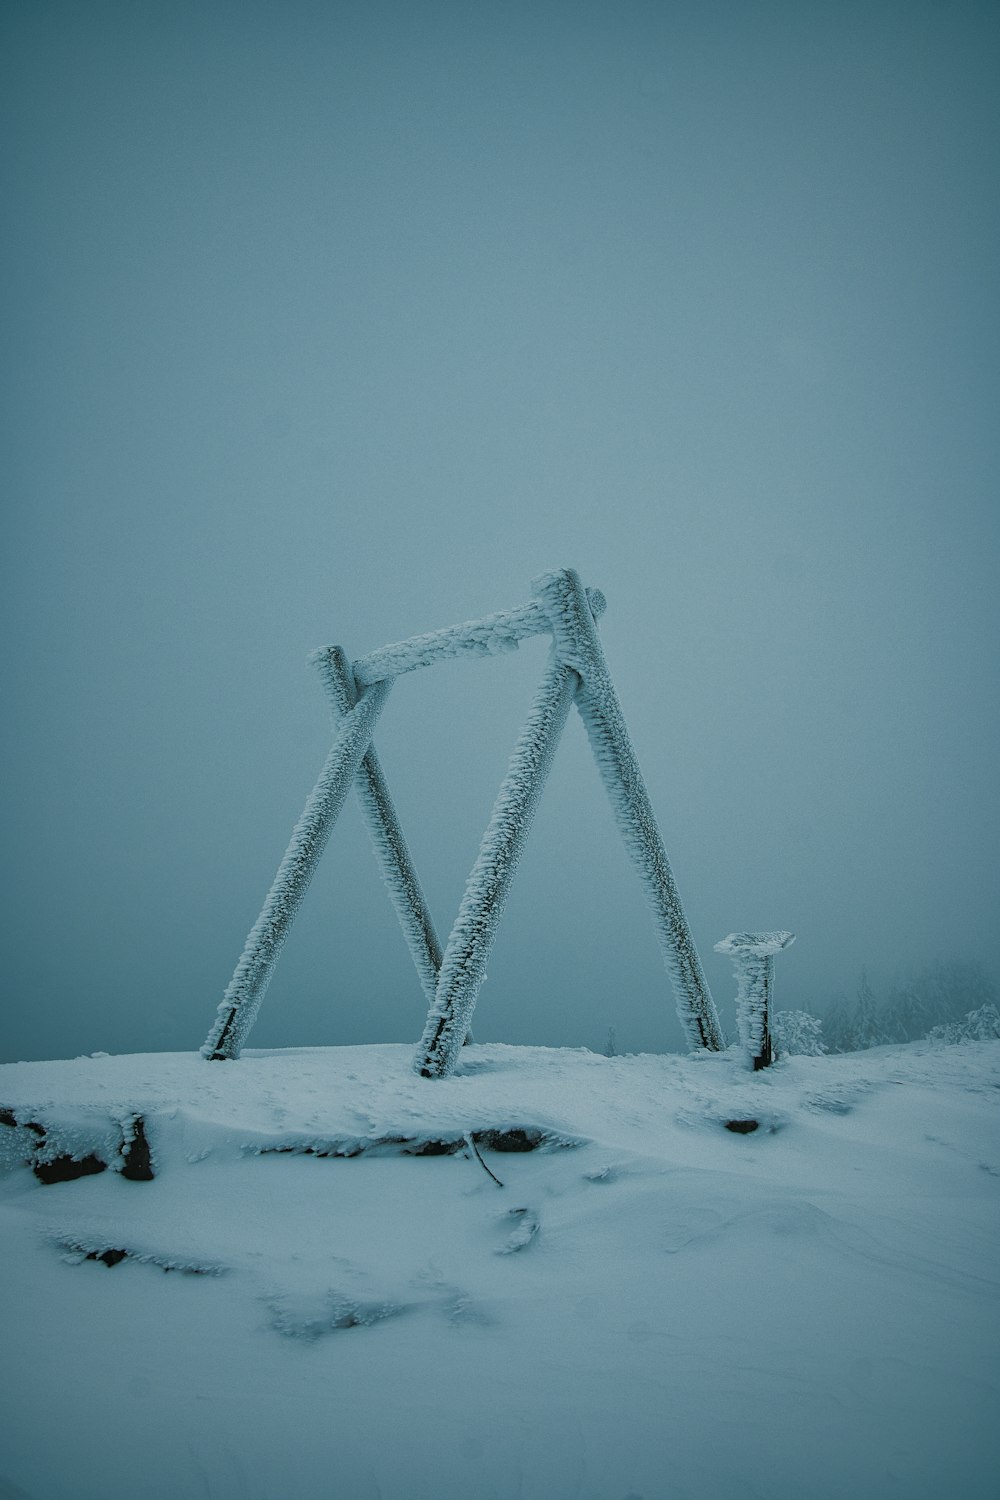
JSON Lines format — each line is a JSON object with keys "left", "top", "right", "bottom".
{"left": 202, "top": 678, "right": 392, "bottom": 1060}
{"left": 312, "top": 645, "right": 443, "bottom": 1006}
{"left": 532, "top": 568, "right": 724, "bottom": 1053}
{"left": 413, "top": 652, "right": 579, "bottom": 1078}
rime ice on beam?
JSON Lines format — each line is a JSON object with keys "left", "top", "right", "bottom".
{"left": 352, "top": 590, "right": 605, "bottom": 687}
{"left": 201, "top": 680, "right": 391, "bottom": 1060}
{"left": 412, "top": 586, "right": 610, "bottom": 1079}
{"left": 534, "top": 568, "right": 725, "bottom": 1054}
{"left": 313, "top": 645, "right": 443, "bottom": 1007}
{"left": 714, "top": 931, "right": 795, "bottom": 1070}
{"left": 413, "top": 654, "right": 579, "bottom": 1078}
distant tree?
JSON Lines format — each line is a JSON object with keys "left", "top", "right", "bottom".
{"left": 604, "top": 1026, "right": 618, "bottom": 1059}
{"left": 879, "top": 977, "right": 929, "bottom": 1044}
{"left": 852, "top": 969, "right": 886, "bottom": 1050}
{"left": 880, "top": 961, "right": 997, "bottom": 1042}
{"left": 821, "top": 960, "right": 1000, "bottom": 1051}
{"left": 821, "top": 994, "right": 854, "bottom": 1054}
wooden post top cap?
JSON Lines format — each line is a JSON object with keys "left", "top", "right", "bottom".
{"left": 714, "top": 931, "right": 796, "bottom": 957}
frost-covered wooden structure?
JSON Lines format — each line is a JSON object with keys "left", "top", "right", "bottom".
{"left": 203, "top": 568, "right": 724, "bottom": 1076}
{"left": 714, "top": 930, "right": 796, "bottom": 1070}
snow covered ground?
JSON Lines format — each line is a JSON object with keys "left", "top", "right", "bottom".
{"left": 1, "top": 1040, "right": 998, "bottom": 1500}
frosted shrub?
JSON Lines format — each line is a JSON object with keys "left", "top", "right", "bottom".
{"left": 773, "top": 1009, "right": 826, "bottom": 1057}
{"left": 926, "top": 1004, "right": 1000, "bottom": 1045}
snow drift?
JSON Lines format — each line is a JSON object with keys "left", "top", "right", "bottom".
{"left": 1, "top": 1040, "right": 998, "bottom": 1500}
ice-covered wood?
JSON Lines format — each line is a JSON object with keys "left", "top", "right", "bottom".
{"left": 313, "top": 645, "right": 443, "bottom": 1006}
{"left": 351, "top": 588, "right": 605, "bottom": 686}
{"left": 201, "top": 680, "right": 392, "bottom": 1060}
{"left": 202, "top": 570, "right": 719, "bottom": 1069}
{"left": 715, "top": 932, "right": 796, "bottom": 959}
{"left": 534, "top": 568, "right": 725, "bottom": 1053}
{"left": 414, "top": 656, "right": 578, "bottom": 1078}
{"left": 715, "top": 930, "right": 796, "bottom": 1070}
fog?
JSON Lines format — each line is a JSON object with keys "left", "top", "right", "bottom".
{"left": 3, "top": 0, "right": 998, "bottom": 1064}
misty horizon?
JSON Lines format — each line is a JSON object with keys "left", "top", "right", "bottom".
{"left": 3, "top": 1, "right": 998, "bottom": 1064}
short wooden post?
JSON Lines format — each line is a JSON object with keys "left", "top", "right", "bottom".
{"left": 714, "top": 931, "right": 795, "bottom": 1070}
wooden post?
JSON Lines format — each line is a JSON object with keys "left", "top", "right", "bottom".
{"left": 714, "top": 931, "right": 795, "bottom": 1069}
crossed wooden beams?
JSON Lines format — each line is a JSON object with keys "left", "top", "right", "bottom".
{"left": 202, "top": 567, "right": 724, "bottom": 1076}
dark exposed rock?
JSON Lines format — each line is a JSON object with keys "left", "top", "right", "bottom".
{"left": 65, "top": 1239, "right": 219, "bottom": 1274}
{"left": 0, "top": 1108, "right": 45, "bottom": 1136}
{"left": 120, "top": 1116, "right": 154, "bottom": 1180}
{"left": 474, "top": 1128, "right": 545, "bottom": 1153}
{"left": 403, "top": 1138, "right": 464, "bottom": 1156}
{"left": 5, "top": 1110, "right": 154, "bottom": 1183}
{"left": 258, "top": 1126, "right": 559, "bottom": 1159}
{"left": 86, "top": 1247, "right": 128, "bottom": 1267}
{"left": 723, "top": 1119, "right": 759, "bottom": 1134}
{"left": 34, "top": 1153, "right": 108, "bottom": 1184}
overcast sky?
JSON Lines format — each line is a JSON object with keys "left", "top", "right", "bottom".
{"left": 2, "top": 0, "right": 998, "bottom": 1063}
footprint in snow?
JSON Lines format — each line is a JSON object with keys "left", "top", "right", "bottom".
{"left": 495, "top": 1206, "right": 539, "bottom": 1254}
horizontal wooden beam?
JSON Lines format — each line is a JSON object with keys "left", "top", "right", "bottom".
{"left": 350, "top": 588, "right": 606, "bottom": 686}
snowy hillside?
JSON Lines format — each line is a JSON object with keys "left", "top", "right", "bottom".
{"left": 2, "top": 1041, "right": 998, "bottom": 1500}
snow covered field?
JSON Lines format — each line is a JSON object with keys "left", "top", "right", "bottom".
{"left": 1, "top": 1040, "right": 998, "bottom": 1500}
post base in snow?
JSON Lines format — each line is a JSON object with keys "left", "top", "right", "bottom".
{"left": 752, "top": 1037, "right": 774, "bottom": 1071}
